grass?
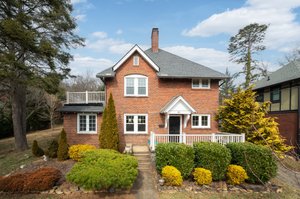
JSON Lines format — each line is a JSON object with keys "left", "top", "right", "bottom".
{"left": 0, "top": 126, "right": 61, "bottom": 175}
{"left": 281, "top": 155, "right": 300, "bottom": 172}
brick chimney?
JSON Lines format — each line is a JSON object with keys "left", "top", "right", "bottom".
{"left": 151, "top": 28, "right": 159, "bottom": 53}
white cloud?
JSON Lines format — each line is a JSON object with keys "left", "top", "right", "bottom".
{"left": 87, "top": 31, "right": 149, "bottom": 54}
{"left": 74, "top": 14, "right": 86, "bottom": 22}
{"left": 71, "top": 0, "right": 87, "bottom": 4}
{"left": 70, "top": 54, "right": 114, "bottom": 75}
{"left": 183, "top": 0, "right": 300, "bottom": 52}
{"left": 163, "top": 46, "right": 241, "bottom": 73}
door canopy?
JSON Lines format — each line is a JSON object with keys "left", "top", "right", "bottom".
{"left": 160, "top": 96, "right": 196, "bottom": 128}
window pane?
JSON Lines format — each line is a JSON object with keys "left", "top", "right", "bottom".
{"left": 89, "top": 115, "right": 96, "bottom": 131}
{"left": 202, "top": 79, "right": 209, "bottom": 87}
{"left": 126, "top": 116, "right": 134, "bottom": 132}
{"left": 126, "top": 78, "right": 134, "bottom": 95}
{"left": 79, "top": 115, "right": 86, "bottom": 131}
{"left": 201, "top": 116, "right": 208, "bottom": 126}
{"left": 256, "top": 92, "right": 264, "bottom": 102}
{"left": 138, "top": 116, "right": 146, "bottom": 132}
{"left": 133, "top": 56, "right": 139, "bottom": 66}
{"left": 138, "top": 78, "right": 146, "bottom": 95}
{"left": 192, "top": 79, "right": 200, "bottom": 87}
{"left": 271, "top": 88, "right": 280, "bottom": 102}
{"left": 192, "top": 116, "right": 199, "bottom": 126}
{"left": 138, "top": 124, "right": 146, "bottom": 131}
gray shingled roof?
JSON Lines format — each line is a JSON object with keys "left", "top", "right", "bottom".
{"left": 97, "top": 48, "right": 227, "bottom": 79}
{"left": 58, "top": 105, "right": 103, "bottom": 113}
{"left": 254, "top": 59, "right": 300, "bottom": 90}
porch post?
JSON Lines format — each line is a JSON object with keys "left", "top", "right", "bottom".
{"left": 211, "top": 133, "right": 216, "bottom": 142}
{"left": 182, "top": 132, "right": 186, "bottom": 144}
{"left": 151, "top": 131, "right": 155, "bottom": 151}
{"left": 86, "top": 91, "right": 88, "bottom": 104}
{"left": 241, "top": 133, "right": 246, "bottom": 142}
{"left": 66, "top": 91, "right": 69, "bottom": 104}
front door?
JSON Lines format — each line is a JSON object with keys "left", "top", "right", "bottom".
{"left": 169, "top": 116, "right": 181, "bottom": 142}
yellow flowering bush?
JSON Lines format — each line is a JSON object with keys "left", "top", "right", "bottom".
{"left": 162, "top": 166, "right": 183, "bottom": 186}
{"left": 68, "top": 144, "right": 96, "bottom": 161}
{"left": 192, "top": 168, "right": 212, "bottom": 185}
{"left": 226, "top": 164, "right": 248, "bottom": 185}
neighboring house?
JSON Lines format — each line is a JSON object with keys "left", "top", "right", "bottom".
{"left": 59, "top": 28, "right": 245, "bottom": 150}
{"left": 254, "top": 60, "right": 300, "bottom": 149}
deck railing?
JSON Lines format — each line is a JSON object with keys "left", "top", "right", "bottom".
{"left": 66, "top": 91, "right": 105, "bottom": 104}
{"left": 149, "top": 132, "right": 245, "bottom": 151}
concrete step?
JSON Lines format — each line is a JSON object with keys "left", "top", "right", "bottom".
{"left": 132, "top": 145, "right": 149, "bottom": 153}
{"left": 139, "top": 162, "right": 151, "bottom": 165}
{"left": 133, "top": 152, "right": 150, "bottom": 156}
{"left": 135, "top": 155, "right": 151, "bottom": 160}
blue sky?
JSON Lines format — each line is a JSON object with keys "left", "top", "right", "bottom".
{"left": 70, "top": 0, "right": 300, "bottom": 77}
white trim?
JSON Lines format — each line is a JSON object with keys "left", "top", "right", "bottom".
{"left": 124, "top": 74, "right": 148, "bottom": 97}
{"left": 163, "top": 96, "right": 196, "bottom": 113}
{"left": 124, "top": 114, "right": 148, "bottom": 134}
{"left": 191, "top": 114, "right": 211, "bottom": 129}
{"left": 168, "top": 115, "right": 182, "bottom": 135}
{"left": 77, "top": 113, "right": 97, "bottom": 134}
{"left": 113, "top": 45, "right": 159, "bottom": 72}
{"left": 192, "top": 79, "right": 211, "bottom": 89}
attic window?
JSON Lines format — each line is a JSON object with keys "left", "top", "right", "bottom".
{"left": 133, "top": 55, "right": 139, "bottom": 66}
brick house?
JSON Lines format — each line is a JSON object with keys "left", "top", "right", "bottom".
{"left": 254, "top": 60, "right": 300, "bottom": 150}
{"left": 60, "top": 28, "right": 245, "bottom": 150}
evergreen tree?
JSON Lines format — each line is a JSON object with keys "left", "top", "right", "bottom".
{"left": 0, "top": 0, "right": 83, "bottom": 151}
{"left": 228, "top": 23, "right": 268, "bottom": 88}
{"left": 32, "top": 140, "right": 44, "bottom": 157}
{"left": 219, "top": 68, "right": 236, "bottom": 104}
{"left": 216, "top": 87, "right": 292, "bottom": 156}
{"left": 57, "top": 129, "right": 69, "bottom": 161}
{"left": 99, "top": 93, "right": 119, "bottom": 150}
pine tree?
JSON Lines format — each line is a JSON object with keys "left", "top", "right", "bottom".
{"left": 216, "top": 87, "right": 292, "bottom": 156}
{"left": 99, "top": 93, "right": 119, "bottom": 150}
{"left": 57, "top": 129, "right": 69, "bottom": 161}
{"left": 32, "top": 140, "right": 44, "bottom": 157}
{"left": 219, "top": 68, "right": 236, "bottom": 104}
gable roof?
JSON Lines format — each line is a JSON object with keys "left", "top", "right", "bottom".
{"left": 97, "top": 46, "right": 227, "bottom": 79}
{"left": 160, "top": 95, "right": 196, "bottom": 113}
{"left": 113, "top": 45, "right": 159, "bottom": 72}
{"left": 254, "top": 59, "right": 300, "bottom": 90}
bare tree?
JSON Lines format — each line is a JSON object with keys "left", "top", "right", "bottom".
{"left": 44, "top": 93, "right": 61, "bottom": 129}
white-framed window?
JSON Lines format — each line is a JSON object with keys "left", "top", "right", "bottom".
{"left": 124, "top": 75, "right": 148, "bottom": 97}
{"left": 191, "top": 114, "right": 211, "bottom": 128}
{"left": 133, "top": 55, "right": 139, "bottom": 66}
{"left": 124, "top": 114, "right": 148, "bottom": 134}
{"left": 77, "top": 114, "right": 97, "bottom": 134}
{"left": 192, "top": 79, "right": 211, "bottom": 89}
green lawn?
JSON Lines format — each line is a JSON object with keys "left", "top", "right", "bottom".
{"left": 0, "top": 127, "right": 61, "bottom": 175}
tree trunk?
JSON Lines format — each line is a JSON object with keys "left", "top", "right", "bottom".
{"left": 11, "top": 82, "right": 28, "bottom": 151}
{"left": 245, "top": 48, "right": 252, "bottom": 88}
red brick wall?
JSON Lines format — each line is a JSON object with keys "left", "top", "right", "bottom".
{"left": 105, "top": 53, "right": 220, "bottom": 146}
{"left": 63, "top": 113, "right": 102, "bottom": 147}
{"left": 269, "top": 111, "right": 298, "bottom": 146}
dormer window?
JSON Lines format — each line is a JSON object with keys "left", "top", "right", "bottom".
{"left": 133, "top": 55, "right": 139, "bottom": 66}
{"left": 192, "top": 79, "right": 210, "bottom": 89}
{"left": 124, "top": 74, "right": 148, "bottom": 97}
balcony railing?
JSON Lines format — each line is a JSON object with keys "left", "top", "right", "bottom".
{"left": 149, "top": 132, "right": 245, "bottom": 151}
{"left": 66, "top": 91, "right": 105, "bottom": 104}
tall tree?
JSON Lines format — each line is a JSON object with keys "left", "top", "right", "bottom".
{"left": 219, "top": 67, "right": 236, "bottom": 104}
{"left": 228, "top": 23, "right": 268, "bottom": 88}
{"left": 99, "top": 93, "right": 119, "bottom": 151}
{"left": 0, "top": 0, "right": 83, "bottom": 151}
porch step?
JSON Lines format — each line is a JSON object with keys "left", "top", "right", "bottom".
{"left": 132, "top": 145, "right": 149, "bottom": 153}
{"left": 132, "top": 146, "right": 152, "bottom": 171}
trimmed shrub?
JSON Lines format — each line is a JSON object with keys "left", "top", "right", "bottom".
{"left": 68, "top": 144, "right": 96, "bottom": 161}
{"left": 226, "top": 165, "right": 248, "bottom": 185}
{"left": 66, "top": 149, "right": 138, "bottom": 190}
{"left": 57, "top": 129, "right": 69, "bottom": 161}
{"left": 162, "top": 166, "right": 183, "bottom": 186}
{"left": 226, "top": 142, "right": 277, "bottom": 183}
{"left": 47, "top": 140, "right": 58, "bottom": 158}
{"left": 193, "top": 168, "right": 212, "bottom": 185}
{"left": 32, "top": 140, "right": 44, "bottom": 157}
{"left": 194, "top": 142, "right": 231, "bottom": 181}
{"left": 156, "top": 143, "right": 194, "bottom": 179}
{"left": 0, "top": 168, "right": 61, "bottom": 192}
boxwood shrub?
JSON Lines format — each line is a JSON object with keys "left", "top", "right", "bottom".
{"left": 226, "top": 142, "right": 277, "bottom": 183}
{"left": 194, "top": 142, "right": 231, "bottom": 181}
{"left": 155, "top": 143, "right": 194, "bottom": 179}
{"left": 66, "top": 149, "right": 138, "bottom": 190}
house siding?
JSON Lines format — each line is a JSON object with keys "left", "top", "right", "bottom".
{"left": 105, "top": 53, "right": 220, "bottom": 147}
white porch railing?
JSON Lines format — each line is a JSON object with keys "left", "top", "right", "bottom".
{"left": 66, "top": 91, "right": 105, "bottom": 104}
{"left": 149, "top": 132, "right": 245, "bottom": 151}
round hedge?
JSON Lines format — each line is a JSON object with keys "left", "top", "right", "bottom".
{"left": 226, "top": 142, "right": 277, "bottom": 183}
{"left": 193, "top": 142, "right": 231, "bottom": 181}
{"left": 156, "top": 143, "right": 194, "bottom": 179}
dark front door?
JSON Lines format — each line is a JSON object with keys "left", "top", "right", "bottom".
{"left": 169, "top": 116, "right": 181, "bottom": 142}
